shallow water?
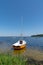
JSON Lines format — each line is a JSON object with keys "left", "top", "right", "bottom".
{"left": 0, "top": 37, "right": 43, "bottom": 60}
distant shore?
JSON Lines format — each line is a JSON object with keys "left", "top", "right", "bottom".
{"left": 31, "top": 34, "right": 43, "bottom": 37}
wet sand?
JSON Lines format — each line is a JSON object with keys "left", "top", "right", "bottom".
{"left": 25, "top": 48, "right": 43, "bottom": 61}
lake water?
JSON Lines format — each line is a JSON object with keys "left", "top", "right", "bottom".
{"left": 0, "top": 37, "right": 43, "bottom": 51}
{"left": 0, "top": 37, "right": 43, "bottom": 60}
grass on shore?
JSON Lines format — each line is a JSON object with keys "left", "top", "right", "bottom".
{"left": 0, "top": 53, "right": 43, "bottom": 65}
{"left": 0, "top": 54, "right": 26, "bottom": 65}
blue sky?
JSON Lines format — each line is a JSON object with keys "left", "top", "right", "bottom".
{"left": 0, "top": 0, "right": 43, "bottom": 36}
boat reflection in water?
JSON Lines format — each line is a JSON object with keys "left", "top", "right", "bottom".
{"left": 13, "top": 48, "right": 26, "bottom": 55}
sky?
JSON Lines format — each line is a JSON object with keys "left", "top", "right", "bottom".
{"left": 0, "top": 0, "right": 43, "bottom": 36}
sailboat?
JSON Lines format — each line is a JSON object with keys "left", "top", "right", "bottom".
{"left": 12, "top": 16, "right": 26, "bottom": 50}
{"left": 12, "top": 40, "right": 26, "bottom": 50}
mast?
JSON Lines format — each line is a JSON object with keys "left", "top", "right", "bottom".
{"left": 21, "top": 16, "right": 23, "bottom": 36}
{"left": 20, "top": 16, "right": 23, "bottom": 40}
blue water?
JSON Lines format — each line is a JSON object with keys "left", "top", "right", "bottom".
{"left": 0, "top": 37, "right": 43, "bottom": 52}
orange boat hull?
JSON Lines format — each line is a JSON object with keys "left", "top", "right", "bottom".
{"left": 13, "top": 45, "right": 26, "bottom": 50}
